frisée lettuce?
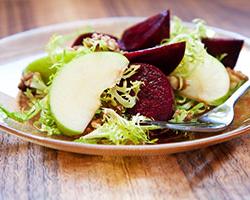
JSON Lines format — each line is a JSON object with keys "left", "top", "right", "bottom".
{"left": 75, "top": 108, "right": 158, "bottom": 145}
{"left": 162, "top": 17, "right": 210, "bottom": 77}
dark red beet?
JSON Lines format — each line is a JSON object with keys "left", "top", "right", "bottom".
{"left": 71, "top": 32, "right": 118, "bottom": 47}
{"left": 124, "top": 42, "right": 185, "bottom": 75}
{"left": 128, "top": 63, "right": 174, "bottom": 121}
{"left": 119, "top": 10, "right": 170, "bottom": 51}
{"left": 202, "top": 38, "right": 244, "bottom": 68}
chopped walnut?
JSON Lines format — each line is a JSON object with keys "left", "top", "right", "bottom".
{"left": 185, "top": 112, "right": 194, "bottom": 121}
{"left": 167, "top": 75, "right": 187, "bottom": 91}
{"left": 83, "top": 33, "right": 120, "bottom": 52}
{"left": 227, "top": 68, "right": 248, "bottom": 89}
{"left": 18, "top": 72, "right": 47, "bottom": 97}
{"left": 83, "top": 117, "right": 103, "bottom": 135}
{"left": 18, "top": 72, "right": 37, "bottom": 91}
{"left": 91, "top": 118, "right": 102, "bottom": 129}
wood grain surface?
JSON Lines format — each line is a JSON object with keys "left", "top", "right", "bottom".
{"left": 1, "top": 0, "right": 250, "bottom": 199}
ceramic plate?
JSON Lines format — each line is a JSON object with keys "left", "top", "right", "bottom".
{"left": 0, "top": 17, "right": 250, "bottom": 156}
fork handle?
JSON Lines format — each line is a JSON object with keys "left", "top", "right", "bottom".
{"left": 226, "top": 80, "right": 250, "bottom": 106}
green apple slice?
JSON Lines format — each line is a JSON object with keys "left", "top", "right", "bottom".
{"left": 24, "top": 51, "right": 77, "bottom": 84}
{"left": 49, "top": 52, "right": 129, "bottom": 136}
{"left": 180, "top": 53, "right": 230, "bottom": 105}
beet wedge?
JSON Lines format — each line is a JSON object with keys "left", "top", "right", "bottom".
{"left": 124, "top": 42, "right": 185, "bottom": 75}
{"left": 202, "top": 38, "right": 244, "bottom": 68}
{"left": 119, "top": 10, "right": 170, "bottom": 51}
{"left": 128, "top": 63, "right": 174, "bottom": 121}
{"left": 71, "top": 32, "right": 118, "bottom": 47}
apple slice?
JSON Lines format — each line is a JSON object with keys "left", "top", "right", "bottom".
{"left": 180, "top": 53, "right": 230, "bottom": 105}
{"left": 49, "top": 52, "right": 129, "bottom": 136}
{"left": 119, "top": 10, "right": 170, "bottom": 51}
{"left": 124, "top": 42, "right": 185, "bottom": 75}
{"left": 23, "top": 51, "right": 77, "bottom": 84}
{"left": 202, "top": 38, "right": 244, "bottom": 68}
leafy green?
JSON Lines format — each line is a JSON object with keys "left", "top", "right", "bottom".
{"left": 46, "top": 26, "right": 94, "bottom": 61}
{"left": 45, "top": 30, "right": 94, "bottom": 83}
{"left": 101, "top": 65, "right": 142, "bottom": 109}
{"left": 162, "top": 17, "right": 210, "bottom": 77}
{"left": 75, "top": 108, "right": 158, "bottom": 145}
{"left": 121, "top": 64, "right": 140, "bottom": 79}
{"left": 0, "top": 95, "right": 61, "bottom": 135}
{"left": 170, "top": 95, "right": 210, "bottom": 123}
{"left": 101, "top": 80, "right": 142, "bottom": 109}
{"left": 33, "top": 97, "right": 61, "bottom": 135}
{"left": 0, "top": 99, "right": 43, "bottom": 123}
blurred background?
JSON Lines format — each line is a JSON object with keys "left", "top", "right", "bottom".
{"left": 0, "top": 0, "right": 250, "bottom": 38}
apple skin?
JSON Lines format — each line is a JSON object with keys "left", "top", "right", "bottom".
{"left": 209, "top": 92, "right": 230, "bottom": 106}
{"left": 119, "top": 10, "right": 170, "bottom": 51}
{"left": 23, "top": 56, "right": 56, "bottom": 84}
{"left": 53, "top": 116, "right": 83, "bottom": 136}
{"left": 202, "top": 38, "right": 244, "bottom": 68}
{"left": 124, "top": 42, "right": 185, "bottom": 75}
{"left": 23, "top": 51, "right": 77, "bottom": 84}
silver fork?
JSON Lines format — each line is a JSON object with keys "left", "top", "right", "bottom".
{"left": 143, "top": 80, "right": 250, "bottom": 132}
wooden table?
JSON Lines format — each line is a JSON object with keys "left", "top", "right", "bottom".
{"left": 1, "top": 0, "right": 250, "bottom": 199}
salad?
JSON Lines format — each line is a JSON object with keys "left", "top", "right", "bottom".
{"left": 0, "top": 10, "right": 248, "bottom": 145}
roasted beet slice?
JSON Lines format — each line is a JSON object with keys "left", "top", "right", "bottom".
{"left": 119, "top": 10, "right": 170, "bottom": 51}
{"left": 128, "top": 63, "right": 174, "bottom": 121}
{"left": 124, "top": 42, "right": 185, "bottom": 75}
{"left": 202, "top": 38, "right": 244, "bottom": 68}
{"left": 71, "top": 32, "right": 118, "bottom": 47}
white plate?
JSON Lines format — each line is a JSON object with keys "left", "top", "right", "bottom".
{"left": 0, "top": 17, "right": 249, "bottom": 155}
